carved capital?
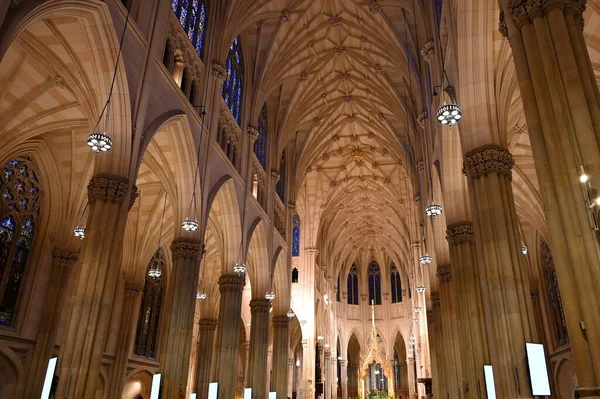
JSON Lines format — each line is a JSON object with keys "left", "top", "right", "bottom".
{"left": 499, "top": 10, "right": 509, "bottom": 37}
{"left": 288, "top": 202, "right": 296, "bottom": 213}
{"left": 129, "top": 184, "right": 139, "bottom": 210}
{"left": 273, "top": 316, "right": 290, "bottom": 328}
{"left": 247, "top": 125, "right": 260, "bottom": 142}
{"left": 339, "top": 359, "right": 348, "bottom": 366}
{"left": 430, "top": 292, "right": 440, "bottom": 307}
{"left": 446, "top": 222, "right": 475, "bottom": 245}
{"left": 250, "top": 298, "right": 271, "bottom": 313}
{"left": 417, "top": 111, "right": 428, "bottom": 128}
{"left": 530, "top": 287, "right": 540, "bottom": 300}
{"left": 416, "top": 160, "right": 425, "bottom": 174}
{"left": 52, "top": 249, "right": 78, "bottom": 268}
{"left": 305, "top": 247, "right": 319, "bottom": 256}
{"left": 437, "top": 265, "right": 452, "bottom": 282}
{"left": 125, "top": 282, "right": 143, "bottom": 296}
{"left": 87, "top": 174, "right": 130, "bottom": 204}
{"left": 368, "top": 0, "right": 382, "bottom": 14}
{"left": 171, "top": 238, "right": 203, "bottom": 260}
{"left": 199, "top": 318, "right": 218, "bottom": 331}
{"left": 271, "top": 170, "right": 281, "bottom": 183}
{"left": 212, "top": 62, "right": 227, "bottom": 81}
{"left": 280, "top": 9, "right": 291, "bottom": 23}
{"left": 463, "top": 145, "right": 514, "bottom": 180}
{"left": 421, "top": 40, "right": 435, "bottom": 62}
{"left": 413, "top": 195, "right": 421, "bottom": 205}
{"left": 218, "top": 274, "right": 245, "bottom": 293}
{"left": 564, "top": 0, "right": 586, "bottom": 28}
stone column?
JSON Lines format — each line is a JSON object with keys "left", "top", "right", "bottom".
{"left": 463, "top": 145, "right": 536, "bottom": 398}
{"left": 272, "top": 316, "right": 290, "bottom": 398}
{"left": 195, "top": 319, "right": 218, "bottom": 399}
{"left": 340, "top": 360, "right": 348, "bottom": 399}
{"left": 160, "top": 238, "right": 202, "bottom": 398}
{"left": 428, "top": 293, "right": 446, "bottom": 399}
{"left": 214, "top": 274, "right": 245, "bottom": 399}
{"left": 248, "top": 298, "right": 271, "bottom": 398}
{"left": 107, "top": 281, "right": 143, "bottom": 398}
{"left": 26, "top": 249, "right": 78, "bottom": 398}
{"left": 435, "top": 265, "right": 460, "bottom": 397}
{"left": 407, "top": 358, "right": 416, "bottom": 398}
{"left": 324, "top": 350, "right": 331, "bottom": 399}
{"left": 446, "top": 222, "right": 488, "bottom": 399}
{"left": 501, "top": 3, "right": 600, "bottom": 396}
{"left": 55, "top": 174, "right": 132, "bottom": 398}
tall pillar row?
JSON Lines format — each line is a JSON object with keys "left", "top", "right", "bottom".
{"left": 272, "top": 316, "right": 290, "bottom": 398}
{"left": 428, "top": 293, "right": 446, "bottom": 399}
{"left": 195, "top": 319, "right": 218, "bottom": 399}
{"left": 436, "top": 264, "right": 460, "bottom": 397}
{"left": 214, "top": 274, "right": 245, "bottom": 399}
{"left": 248, "top": 298, "right": 271, "bottom": 398}
{"left": 501, "top": 1, "right": 600, "bottom": 396}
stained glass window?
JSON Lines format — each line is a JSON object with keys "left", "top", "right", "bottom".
{"left": 276, "top": 150, "right": 286, "bottom": 201}
{"left": 0, "top": 157, "right": 41, "bottom": 326}
{"left": 292, "top": 214, "right": 300, "bottom": 257}
{"left": 222, "top": 37, "right": 244, "bottom": 124}
{"left": 255, "top": 104, "right": 268, "bottom": 169}
{"left": 368, "top": 261, "right": 382, "bottom": 305}
{"left": 391, "top": 263, "right": 402, "bottom": 303}
{"left": 541, "top": 238, "right": 569, "bottom": 346}
{"left": 171, "top": 0, "right": 208, "bottom": 58}
{"left": 347, "top": 263, "right": 359, "bottom": 305}
{"left": 134, "top": 249, "right": 166, "bottom": 359}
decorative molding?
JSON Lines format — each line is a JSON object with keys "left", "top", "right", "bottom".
{"left": 339, "top": 359, "right": 348, "bottom": 366}
{"left": 250, "top": 298, "right": 271, "bottom": 313}
{"left": 305, "top": 247, "right": 319, "bottom": 256}
{"left": 87, "top": 174, "right": 130, "bottom": 204}
{"left": 368, "top": 0, "right": 382, "bottom": 14}
{"left": 421, "top": 40, "right": 435, "bottom": 62}
{"left": 430, "top": 292, "right": 440, "bottom": 307}
{"left": 218, "top": 274, "right": 245, "bottom": 293}
{"left": 499, "top": 10, "right": 508, "bottom": 37}
{"left": 446, "top": 222, "right": 475, "bottom": 245}
{"left": 437, "top": 265, "right": 452, "bottom": 282}
{"left": 417, "top": 111, "right": 428, "bottom": 128}
{"left": 530, "top": 287, "right": 539, "bottom": 300}
{"left": 129, "top": 184, "right": 139, "bottom": 210}
{"left": 52, "top": 249, "right": 78, "bottom": 268}
{"left": 212, "top": 62, "right": 227, "bottom": 81}
{"left": 273, "top": 316, "right": 290, "bottom": 328}
{"left": 280, "top": 9, "right": 291, "bottom": 23}
{"left": 125, "top": 282, "right": 143, "bottom": 296}
{"left": 247, "top": 125, "right": 260, "bottom": 142}
{"left": 271, "top": 170, "right": 281, "bottom": 183}
{"left": 416, "top": 160, "right": 424, "bottom": 174}
{"left": 170, "top": 238, "right": 202, "bottom": 260}
{"left": 463, "top": 145, "right": 514, "bottom": 180}
{"left": 199, "top": 318, "right": 218, "bottom": 330}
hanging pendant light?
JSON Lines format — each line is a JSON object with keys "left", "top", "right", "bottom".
{"left": 182, "top": 217, "right": 199, "bottom": 232}
{"left": 287, "top": 309, "right": 296, "bottom": 318}
{"left": 197, "top": 291, "right": 207, "bottom": 300}
{"left": 182, "top": 107, "right": 206, "bottom": 232}
{"left": 415, "top": 285, "right": 427, "bottom": 294}
{"left": 148, "top": 192, "right": 168, "bottom": 279}
{"left": 265, "top": 291, "right": 275, "bottom": 301}
{"left": 234, "top": 262, "right": 247, "bottom": 274}
{"left": 436, "top": 103, "right": 462, "bottom": 125}
{"left": 419, "top": 254, "right": 432, "bottom": 265}
{"left": 425, "top": 204, "right": 443, "bottom": 218}
{"left": 522, "top": 245, "right": 528, "bottom": 255}
{"left": 87, "top": 132, "right": 112, "bottom": 152}
{"left": 413, "top": 306, "right": 422, "bottom": 313}
{"left": 73, "top": 226, "right": 85, "bottom": 240}
{"left": 412, "top": 317, "right": 420, "bottom": 324}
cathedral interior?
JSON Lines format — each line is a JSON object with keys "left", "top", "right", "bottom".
{"left": 0, "top": 0, "right": 599, "bottom": 398}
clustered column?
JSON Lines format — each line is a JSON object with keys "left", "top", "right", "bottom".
{"left": 446, "top": 222, "right": 488, "bottom": 398}
{"left": 248, "top": 298, "right": 271, "bottom": 398}
{"left": 427, "top": 293, "right": 446, "bottom": 398}
{"left": 214, "top": 274, "right": 245, "bottom": 399}
{"left": 272, "top": 316, "right": 290, "bottom": 398}
{"left": 501, "top": 1, "right": 600, "bottom": 396}
{"left": 463, "top": 145, "right": 536, "bottom": 398}
{"left": 195, "top": 318, "right": 218, "bottom": 399}
{"left": 161, "top": 238, "right": 203, "bottom": 399}
{"left": 340, "top": 360, "right": 348, "bottom": 399}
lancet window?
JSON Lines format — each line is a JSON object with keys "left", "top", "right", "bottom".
{"left": 347, "top": 263, "right": 359, "bottom": 305}
{"left": 391, "top": 263, "right": 402, "bottom": 303}
{"left": 368, "top": 261, "right": 382, "bottom": 305}
{"left": 292, "top": 214, "right": 300, "bottom": 256}
{"left": 222, "top": 37, "right": 243, "bottom": 124}
{"left": 133, "top": 249, "right": 166, "bottom": 359}
{"left": 171, "top": 0, "right": 208, "bottom": 57}
{"left": 0, "top": 158, "right": 41, "bottom": 326}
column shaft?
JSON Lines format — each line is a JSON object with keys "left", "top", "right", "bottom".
{"left": 272, "top": 316, "right": 290, "bottom": 398}
{"left": 436, "top": 265, "right": 460, "bottom": 397}
{"left": 214, "top": 274, "right": 244, "bottom": 399}
{"left": 55, "top": 174, "right": 132, "bottom": 398}
{"left": 428, "top": 294, "right": 446, "bottom": 399}
{"left": 248, "top": 298, "right": 271, "bottom": 398}
{"left": 340, "top": 360, "right": 348, "bottom": 399}
{"left": 195, "top": 319, "right": 217, "bottom": 399}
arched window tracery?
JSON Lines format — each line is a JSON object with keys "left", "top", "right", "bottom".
{"left": 292, "top": 214, "right": 300, "bottom": 257}
{"left": 276, "top": 150, "right": 286, "bottom": 201}
{"left": 171, "top": 0, "right": 208, "bottom": 58}
{"left": 368, "top": 261, "right": 382, "bottom": 305}
{"left": 255, "top": 104, "right": 268, "bottom": 169}
{"left": 541, "top": 238, "right": 569, "bottom": 346}
{"left": 390, "top": 263, "right": 402, "bottom": 303}
{"left": 134, "top": 249, "right": 166, "bottom": 359}
{"left": 222, "top": 37, "right": 244, "bottom": 124}
{"left": 347, "top": 263, "right": 359, "bottom": 305}
{"left": 0, "top": 158, "right": 41, "bottom": 326}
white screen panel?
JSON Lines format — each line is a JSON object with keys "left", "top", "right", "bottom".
{"left": 41, "top": 357, "right": 58, "bottom": 399}
{"left": 483, "top": 365, "right": 497, "bottom": 399}
{"left": 150, "top": 374, "right": 161, "bottom": 399}
{"left": 208, "top": 382, "right": 218, "bottom": 399}
{"left": 526, "top": 343, "right": 551, "bottom": 395}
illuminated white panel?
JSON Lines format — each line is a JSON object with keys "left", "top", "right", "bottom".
{"left": 208, "top": 382, "right": 218, "bottom": 399}
{"left": 190, "top": 394, "right": 197, "bottom": 399}
{"left": 150, "top": 374, "right": 161, "bottom": 399}
{"left": 41, "top": 357, "right": 58, "bottom": 399}
{"left": 526, "top": 343, "right": 551, "bottom": 395}
{"left": 483, "top": 365, "right": 497, "bottom": 399}
{"left": 244, "top": 388, "right": 252, "bottom": 399}
{"left": 269, "top": 392, "right": 277, "bottom": 399}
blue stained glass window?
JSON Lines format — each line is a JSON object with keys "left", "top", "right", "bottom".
{"left": 255, "top": 104, "right": 268, "bottom": 169}
{"left": 292, "top": 214, "right": 300, "bottom": 257}
{"left": 390, "top": 263, "right": 402, "bottom": 303}
{"left": 276, "top": 150, "right": 286, "bottom": 201}
{"left": 172, "top": 0, "right": 208, "bottom": 58}
{"left": 347, "top": 263, "right": 359, "bottom": 305}
{"left": 368, "top": 261, "right": 382, "bottom": 305}
{"left": 222, "top": 36, "right": 244, "bottom": 124}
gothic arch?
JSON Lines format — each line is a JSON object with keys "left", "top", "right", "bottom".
{"left": 246, "top": 217, "right": 270, "bottom": 297}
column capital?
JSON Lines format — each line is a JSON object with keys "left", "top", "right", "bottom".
{"left": 446, "top": 222, "right": 475, "bottom": 245}
{"left": 416, "top": 159, "right": 425, "bottom": 174}
{"left": 87, "top": 174, "right": 130, "bottom": 204}
{"left": 436, "top": 265, "right": 452, "bottom": 282}
{"left": 52, "top": 248, "right": 78, "bottom": 268}
{"left": 124, "top": 282, "right": 143, "bottom": 296}
{"left": 430, "top": 292, "right": 440, "bottom": 307}
{"left": 199, "top": 318, "right": 218, "bottom": 331}
{"left": 463, "top": 144, "right": 513, "bottom": 180}
{"left": 270, "top": 170, "right": 280, "bottom": 183}
{"left": 272, "top": 316, "right": 290, "bottom": 328}
{"left": 305, "top": 247, "right": 319, "bottom": 255}
{"left": 339, "top": 359, "right": 348, "bottom": 366}
{"left": 420, "top": 40, "right": 435, "bottom": 62}
{"left": 129, "top": 184, "right": 139, "bottom": 210}
{"left": 247, "top": 125, "right": 260, "bottom": 142}
{"left": 218, "top": 274, "right": 245, "bottom": 293}
{"left": 530, "top": 287, "right": 540, "bottom": 300}
{"left": 170, "top": 238, "right": 203, "bottom": 260}
{"left": 250, "top": 298, "right": 271, "bottom": 313}
{"left": 417, "top": 111, "right": 428, "bottom": 127}
{"left": 212, "top": 62, "right": 227, "bottom": 81}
